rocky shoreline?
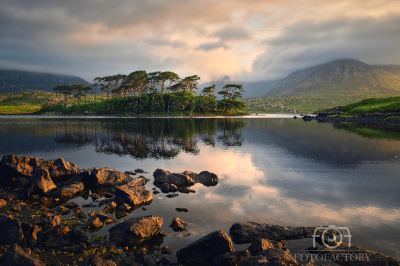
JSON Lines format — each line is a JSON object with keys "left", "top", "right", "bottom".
{"left": 0, "top": 154, "right": 398, "bottom": 266}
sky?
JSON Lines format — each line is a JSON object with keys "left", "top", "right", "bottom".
{"left": 1, "top": 0, "right": 400, "bottom": 83}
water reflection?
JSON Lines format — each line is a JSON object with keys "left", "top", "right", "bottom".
{"left": 53, "top": 119, "right": 245, "bottom": 159}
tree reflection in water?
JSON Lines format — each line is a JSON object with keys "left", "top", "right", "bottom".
{"left": 54, "top": 118, "right": 245, "bottom": 159}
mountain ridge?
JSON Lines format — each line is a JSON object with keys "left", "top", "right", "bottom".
{"left": 0, "top": 69, "right": 89, "bottom": 93}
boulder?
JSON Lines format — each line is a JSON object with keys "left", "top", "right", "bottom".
{"left": 183, "top": 170, "right": 218, "bottom": 186}
{"left": 108, "top": 215, "right": 163, "bottom": 246}
{"left": 21, "top": 222, "right": 40, "bottom": 247}
{"left": 0, "top": 215, "right": 24, "bottom": 246}
{"left": 114, "top": 184, "right": 153, "bottom": 206}
{"left": 86, "top": 217, "right": 103, "bottom": 229}
{"left": 153, "top": 169, "right": 195, "bottom": 186}
{"left": 52, "top": 182, "right": 85, "bottom": 198}
{"left": 69, "top": 228, "right": 90, "bottom": 244}
{"left": 170, "top": 217, "right": 188, "bottom": 231}
{"left": 229, "top": 222, "right": 315, "bottom": 244}
{"left": 78, "top": 255, "right": 116, "bottom": 266}
{"left": 29, "top": 168, "right": 57, "bottom": 195}
{"left": 248, "top": 238, "right": 285, "bottom": 256}
{"left": 0, "top": 155, "right": 77, "bottom": 184}
{"left": 85, "top": 168, "right": 132, "bottom": 187}
{"left": 210, "top": 250, "right": 249, "bottom": 266}
{"left": 176, "top": 230, "right": 235, "bottom": 266}
{"left": 0, "top": 243, "right": 45, "bottom": 266}
{"left": 0, "top": 199, "right": 7, "bottom": 208}
{"left": 42, "top": 215, "right": 61, "bottom": 231}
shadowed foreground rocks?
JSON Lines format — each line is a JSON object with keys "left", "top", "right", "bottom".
{"left": 176, "top": 230, "right": 235, "bottom": 266}
{"left": 0, "top": 243, "right": 45, "bottom": 266}
{"left": 229, "top": 221, "right": 315, "bottom": 243}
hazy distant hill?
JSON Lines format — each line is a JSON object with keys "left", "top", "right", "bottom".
{"left": 244, "top": 59, "right": 400, "bottom": 113}
{"left": 0, "top": 69, "right": 89, "bottom": 93}
{"left": 263, "top": 59, "right": 400, "bottom": 96}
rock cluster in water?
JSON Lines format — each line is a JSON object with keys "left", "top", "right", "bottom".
{"left": 0, "top": 154, "right": 398, "bottom": 266}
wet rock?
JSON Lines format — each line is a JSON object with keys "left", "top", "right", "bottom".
{"left": 69, "top": 228, "right": 90, "bottom": 244}
{"left": 0, "top": 199, "right": 7, "bottom": 208}
{"left": 117, "top": 203, "right": 131, "bottom": 212}
{"left": 176, "top": 230, "right": 235, "bottom": 266}
{"left": 21, "top": 222, "right": 40, "bottom": 247}
{"left": 74, "top": 207, "right": 86, "bottom": 218}
{"left": 108, "top": 215, "right": 163, "bottom": 246}
{"left": 114, "top": 184, "right": 153, "bottom": 206}
{"left": 134, "top": 168, "right": 145, "bottom": 173}
{"left": 210, "top": 250, "right": 249, "bottom": 266}
{"left": 85, "top": 167, "right": 132, "bottom": 187}
{"left": 55, "top": 205, "right": 71, "bottom": 215}
{"left": 0, "top": 243, "right": 45, "bottom": 266}
{"left": 177, "top": 187, "right": 196, "bottom": 193}
{"left": 190, "top": 170, "right": 219, "bottom": 186}
{"left": 10, "top": 203, "right": 22, "bottom": 211}
{"left": 103, "top": 202, "right": 117, "bottom": 213}
{"left": 42, "top": 215, "right": 61, "bottom": 231}
{"left": 161, "top": 246, "right": 173, "bottom": 254}
{"left": 153, "top": 190, "right": 160, "bottom": 194}
{"left": 0, "top": 215, "right": 24, "bottom": 246}
{"left": 87, "top": 217, "right": 103, "bottom": 229}
{"left": 124, "top": 171, "right": 137, "bottom": 175}
{"left": 52, "top": 182, "right": 85, "bottom": 198}
{"left": 170, "top": 217, "right": 188, "bottom": 231}
{"left": 153, "top": 169, "right": 196, "bottom": 186}
{"left": 176, "top": 207, "right": 189, "bottom": 212}
{"left": 229, "top": 222, "right": 315, "bottom": 244}
{"left": 317, "top": 242, "right": 400, "bottom": 266}
{"left": 28, "top": 168, "right": 57, "bottom": 196}
{"left": 248, "top": 238, "right": 285, "bottom": 256}
{"left": 160, "top": 184, "right": 170, "bottom": 193}
{"left": 181, "top": 232, "right": 191, "bottom": 237}
{"left": 166, "top": 193, "right": 179, "bottom": 198}
{"left": 78, "top": 255, "right": 116, "bottom": 266}
{"left": 61, "top": 202, "right": 79, "bottom": 209}
{"left": 143, "top": 254, "right": 158, "bottom": 266}
{"left": 92, "top": 213, "right": 117, "bottom": 224}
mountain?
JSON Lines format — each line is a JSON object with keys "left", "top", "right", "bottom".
{"left": 0, "top": 69, "right": 89, "bottom": 93}
{"left": 243, "top": 59, "right": 400, "bottom": 113}
{"left": 263, "top": 59, "right": 400, "bottom": 97}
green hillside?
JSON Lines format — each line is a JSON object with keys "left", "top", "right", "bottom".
{"left": 244, "top": 59, "right": 400, "bottom": 113}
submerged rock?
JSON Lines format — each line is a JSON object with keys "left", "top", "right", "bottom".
{"left": 108, "top": 215, "right": 163, "bottom": 246}
{"left": 229, "top": 222, "right": 315, "bottom": 243}
{"left": 176, "top": 230, "right": 235, "bottom": 266}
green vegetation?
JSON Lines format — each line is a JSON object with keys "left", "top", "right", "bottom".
{"left": 336, "top": 96, "right": 400, "bottom": 114}
{"left": 1, "top": 70, "right": 248, "bottom": 115}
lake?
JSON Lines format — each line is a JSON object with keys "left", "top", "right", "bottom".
{"left": 1, "top": 115, "right": 399, "bottom": 263}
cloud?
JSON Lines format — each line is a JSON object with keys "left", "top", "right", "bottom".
{"left": 214, "top": 26, "right": 251, "bottom": 41}
{"left": 1, "top": 0, "right": 400, "bottom": 82}
{"left": 198, "top": 41, "right": 227, "bottom": 51}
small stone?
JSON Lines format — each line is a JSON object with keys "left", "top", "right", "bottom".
{"left": 134, "top": 168, "right": 145, "bottom": 173}
{"left": 166, "top": 193, "right": 178, "bottom": 198}
{"left": 175, "top": 208, "right": 189, "bottom": 212}
{"left": 142, "top": 207, "right": 147, "bottom": 210}
{"left": 61, "top": 202, "right": 79, "bottom": 209}
{"left": 153, "top": 190, "right": 160, "bottom": 194}
{"left": 161, "top": 246, "right": 173, "bottom": 254}
{"left": 10, "top": 203, "right": 21, "bottom": 212}
{"left": 170, "top": 217, "right": 188, "bottom": 231}
{"left": 159, "top": 231, "right": 171, "bottom": 236}
{"left": 87, "top": 217, "right": 103, "bottom": 229}
{"left": 55, "top": 206, "right": 71, "bottom": 215}
{"left": 0, "top": 199, "right": 7, "bottom": 208}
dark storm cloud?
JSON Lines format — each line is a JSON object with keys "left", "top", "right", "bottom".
{"left": 251, "top": 15, "right": 400, "bottom": 80}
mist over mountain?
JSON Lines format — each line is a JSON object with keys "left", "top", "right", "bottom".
{"left": 0, "top": 69, "right": 89, "bottom": 93}
{"left": 252, "top": 59, "right": 400, "bottom": 98}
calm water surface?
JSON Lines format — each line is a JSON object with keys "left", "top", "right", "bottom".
{"left": 0, "top": 116, "right": 399, "bottom": 262}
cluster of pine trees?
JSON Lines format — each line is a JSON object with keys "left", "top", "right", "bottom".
{"left": 52, "top": 71, "right": 247, "bottom": 114}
